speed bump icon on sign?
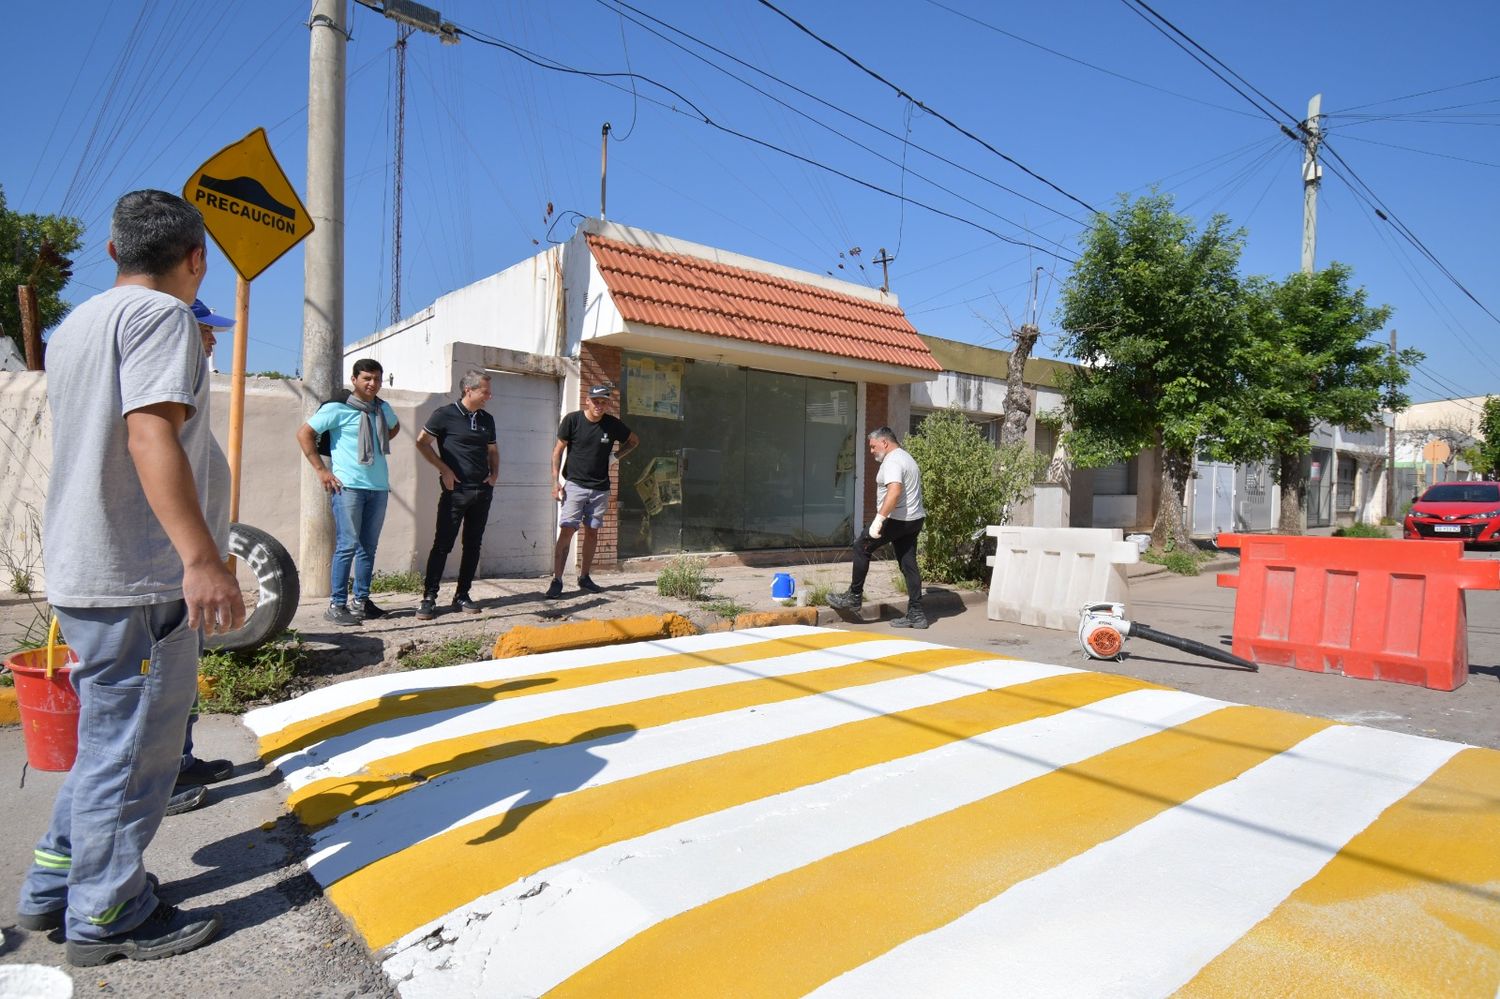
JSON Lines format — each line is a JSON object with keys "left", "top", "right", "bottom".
{"left": 183, "top": 127, "right": 313, "bottom": 281}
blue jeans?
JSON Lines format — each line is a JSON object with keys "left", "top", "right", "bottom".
{"left": 19, "top": 602, "right": 198, "bottom": 940}
{"left": 330, "top": 487, "right": 389, "bottom": 606}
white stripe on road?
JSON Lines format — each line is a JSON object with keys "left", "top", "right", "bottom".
{"left": 243, "top": 626, "right": 818, "bottom": 735}
{"left": 274, "top": 638, "right": 941, "bottom": 788}
{"left": 306, "top": 656, "right": 1078, "bottom": 885}
{"left": 810, "top": 724, "right": 1463, "bottom": 999}
{"left": 380, "top": 688, "right": 1224, "bottom": 998}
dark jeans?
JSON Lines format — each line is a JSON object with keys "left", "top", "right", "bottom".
{"left": 423, "top": 485, "right": 493, "bottom": 600}
{"left": 850, "top": 516, "right": 924, "bottom": 605}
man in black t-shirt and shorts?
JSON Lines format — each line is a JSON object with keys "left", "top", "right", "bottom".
{"left": 414, "top": 370, "right": 499, "bottom": 618}
{"left": 546, "top": 383, "right": 639, "bottom": 598}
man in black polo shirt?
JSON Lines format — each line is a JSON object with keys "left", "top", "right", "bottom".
{"left": 546, "top": 383, "right": 639, "bottom": 598}
{"left": 414, "top": 370, "right": 499, "bottom": 618}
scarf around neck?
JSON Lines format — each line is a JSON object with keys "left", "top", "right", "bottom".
{"left": 345, "top": 395, "right": 390, "bottom": 466}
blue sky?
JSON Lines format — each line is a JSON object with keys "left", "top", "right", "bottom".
{"left": 3, "top": 0, "right": 1496, "bottom": 406}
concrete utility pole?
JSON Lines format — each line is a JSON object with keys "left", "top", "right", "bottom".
{"left": 300, "top": 0, "right": 348, "bottom": 598}
{"left": 1300, "top": 93, "right": 1322, "bottom": 274}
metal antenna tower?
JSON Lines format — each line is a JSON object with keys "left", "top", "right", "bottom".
{"left": 391, "top": 22, "right": 413, "bottom": 323}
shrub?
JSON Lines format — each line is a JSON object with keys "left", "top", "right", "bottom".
{"left": 398, "top": 636, "right": 489, "bottom": 671}
{"left": 1142, "top": 546, "right": 1202, "bottom": 576}
{"left": 1333, "top": 522, "right": 1388, "bottom": 538}
{"left": 370, "top": 570, "right": 423, "bottom": 593}
{"left": 657, "top": 555, "right": 710, "bottom": 600}
{"left": 904, "top": 410, "right": 1046, "bottom": 583}
{"left": 199, "top": 633, "right": 306, "bottom": 713}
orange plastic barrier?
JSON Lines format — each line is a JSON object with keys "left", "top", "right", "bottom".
{"left": 1215, "top": 533, "right": 1500, "bottom": 691}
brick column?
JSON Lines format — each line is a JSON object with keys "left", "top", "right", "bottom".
{"left": 579, "top": 341, "right": 624, "bottom": 569}
{"left": 863, "top": 382, "right": 889, "bottom": 524}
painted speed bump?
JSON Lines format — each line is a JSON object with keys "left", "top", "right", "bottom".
{"left": 244, "top": 625, "right": 1500, "bottom": 998}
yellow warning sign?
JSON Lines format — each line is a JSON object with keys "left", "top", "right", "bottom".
{"left": 183, "top": 128, "right": 313, "bottom": 281}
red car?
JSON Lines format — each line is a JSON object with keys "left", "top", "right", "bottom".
{"left": 1403, "top": 482, "right": 1500, "bottom": 547}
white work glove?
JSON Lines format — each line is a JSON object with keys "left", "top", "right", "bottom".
{"left": 869, "top": 514, "right": 886, "bottom": 539}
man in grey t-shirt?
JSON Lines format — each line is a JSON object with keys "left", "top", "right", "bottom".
{"left": 828, "top": 426, "right": 930, "bottom": 629}
{"left": 17, "top": 190, "right": 244, "bottom": 966}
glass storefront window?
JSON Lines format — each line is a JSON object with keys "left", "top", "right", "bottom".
{"left": 617, "top": 352, "right": 856, "bottom": 557}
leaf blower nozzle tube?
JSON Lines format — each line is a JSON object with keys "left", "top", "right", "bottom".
{"left": 1128, "top": 622, "right": 1258, "bottom": 672}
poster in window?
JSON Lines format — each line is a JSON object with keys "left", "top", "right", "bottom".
{"left": 625, "top": 356, "right": 684, "bottom": 420}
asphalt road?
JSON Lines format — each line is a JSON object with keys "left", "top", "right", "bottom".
{"left": 1, "top": 548, "right": 1496, "bottom": 996}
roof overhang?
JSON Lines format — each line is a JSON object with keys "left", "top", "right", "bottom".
{"left": 595, "top": 322, "right": 939, "bottom": 385}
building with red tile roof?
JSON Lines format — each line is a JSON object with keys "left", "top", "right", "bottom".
{"left": 346, "top": 219, "right": 943, "bottom": 568}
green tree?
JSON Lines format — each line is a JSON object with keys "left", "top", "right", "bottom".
{"left": 0, "top": 184, "right": 84, "bottom": 359}
{"left": 904, "top": 409, "right": 1044, "bottom": 583}
{"left": 1056, "top": 192, "right": 1253, "bottom": 551}
{"left": 1237, "top": 263, "right": 1418, "bottom": 532}
{"left": 1466, "top": 396, "right": 1500, "bottom": 479}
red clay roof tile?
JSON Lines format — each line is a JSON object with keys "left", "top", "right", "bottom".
{"left": 586, "top": 234, "right": 939, "bottom": 372}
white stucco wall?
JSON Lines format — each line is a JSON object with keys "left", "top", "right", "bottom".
{"left": 0, "top": 371, "right": 580, "bottom": 597}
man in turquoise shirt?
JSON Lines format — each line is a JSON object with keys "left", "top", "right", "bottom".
{"left": 296, "top": 359, "right": 400, "bottom": 625}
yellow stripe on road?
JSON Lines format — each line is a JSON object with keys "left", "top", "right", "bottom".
{"left": 329, "top": 669, "right": 1154, "bottom": 950}
{"left": 1177, "top": 745, "right": 1500, "bottom": 998}
{"left": 258, "top": 630, "right": 881, "bottom": 760}
{"left": 289, "top": 645, "right": 996, "bottom": 827}
{"left": 548, "top": 706, "right": 1331, "bottom": 998}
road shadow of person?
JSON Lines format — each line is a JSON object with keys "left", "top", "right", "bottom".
{"left": 467, "top": 724, "right": 637, "bottom": 846}
{"left": 268, "top": 675, "right": 558, "bottom": 775}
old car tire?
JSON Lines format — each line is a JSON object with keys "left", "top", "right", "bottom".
{"left": 207, "top": 523, "right": 300, "bottom": 653}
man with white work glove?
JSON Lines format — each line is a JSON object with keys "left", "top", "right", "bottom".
{"left": 827, "top": 426, "right": 929, "bottom": 628}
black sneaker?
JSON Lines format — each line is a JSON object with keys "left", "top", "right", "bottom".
{"left": 66, "top": 901, "right": 222, "bottom": 967}
{"left": 826, "top": 591, "right": 863, "bottom": 611}
{"left": 362, "top": 599, "right": 387, "bottom": 620}
{"left": 452, "top": 596, "right": 482, "bottom": 614}
{"left": 17, "top": 874, "right": 160, "bottom": 932}
{"left": 323, "top": 605, "right": 359, "bottom": 626}
{"left": 165, "top": 784, "right": 206, "bottom": 816}
{"left": 577, "top": 576, "right": 604, "bottom": 594}
{"left": 544, "top": 578, "right": 564, "bottom": 599}
{"left": 177, "top": 757, "right": 232, "bottom": 786}
{"left": 891, "top": 606, "right": 930, "bottom": 630}
{"left": 415, "top": 598, "right": 437, "bottom": 620}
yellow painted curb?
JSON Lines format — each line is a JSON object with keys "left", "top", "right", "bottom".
{"left": 493, "top": 613, "right": 699, "bottom": 659}
{"left": 733, "top": 607, "right": 819, "bottom": 629}
{"left": 0, "top": 686, "right": 19, "bottom": 726}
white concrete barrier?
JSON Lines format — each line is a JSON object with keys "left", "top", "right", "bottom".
{"left": 985, "top": 526, "right": 1139, "bottom": 631}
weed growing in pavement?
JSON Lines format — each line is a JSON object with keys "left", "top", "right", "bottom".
{"left": 198, "top": 633, "right": 307, "bottom": 713}
{"left": 657, "top": 556, "right": 710, "bottom": 600}
{"left": 399, "top": 636, "right": 489, "bottom": 671}
{"left": 1333, "top": 522, "right": 1389, "bottom": 538}
{"left": 0, "top": 504, "right": 41, "bottom": 595}
{"left": 890, "top": 569, "right": 908, "bottom": 595}
{"left": 1142, "top": 547, "right": 1203, "bottom": 576}
{"left": 370, "top": 570, "right": 423, "bottom": 593}
{"left": 701, "top": 598, "right": 748, "bottom": 619}
{"left": 802, "top": 579, "right": 836, "bottom": 606}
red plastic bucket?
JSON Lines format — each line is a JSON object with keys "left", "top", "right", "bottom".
{"left": 4, "top": 637, "right": 81, "bottom": 772}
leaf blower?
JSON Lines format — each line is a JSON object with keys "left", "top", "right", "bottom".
{"left": 1078, "top": 601, "right": 1257, "bottom": 671}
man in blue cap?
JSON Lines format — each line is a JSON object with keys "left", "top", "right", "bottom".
{"left": 191, "top": 299, "right": 233, "bottom": 373}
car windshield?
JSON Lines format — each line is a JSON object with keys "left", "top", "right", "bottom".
{"left": 1422, "top": 483, "right": 1500, "bottom": 504}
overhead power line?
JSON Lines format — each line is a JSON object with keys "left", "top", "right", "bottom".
{"left": 922, "top": 0, "right": 1261, "bottom": 120}
{"left": 599, "top": 0, "right": 1087, "bottom": 228}
{"left": 753, "top": 0, "right": 1100, "bottom": 215}
{"left": 1326, "top": 74, "right": 1500, "bottom": 115}
{"left": 1118, "top": 0, "right": 1500, "bottom": 350}
{"left": 449, "top": 22, "right": 1078, "bottom": 263}
{"left": 595, "top": 0, "right": 1082, "bottom": 249}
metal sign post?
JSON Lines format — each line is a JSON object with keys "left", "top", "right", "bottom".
{"left": 183, "top": 128, "right": 314, "bottom": 519}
